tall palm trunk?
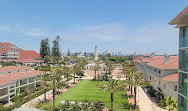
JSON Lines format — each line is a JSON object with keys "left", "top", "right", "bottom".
{"left": 134, "top": 87, "right": 137, "bottom": 108}
{"left": 111, "top": 92, "right": 114, "bottom": 111}
{"left": 44, "top": 89, "right": 47, "bottom": 102}
{"left": 52, "top": 89, "right": 55, "bottom": 111}
{"left": 98, "top": 70, "right": 99, "bottom": 79}
{"left": 94, "top": 70, "right": 97, "bottom": 80}
{"left": 131, "top": 86, "right": 133, "bottom": 96}
{"left": 67, "top": 74, "right": 69, "bottom": 88}
{"left": 128, "top": 77, "right": 130, "bottom": 89}
{"left": 73, "top": 73, "right": 76, "bottom": 84}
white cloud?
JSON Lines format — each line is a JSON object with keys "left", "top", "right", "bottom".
{"left": 66, "top": 23, "right": 178, "bottom": 44}
{"left": 0, "top": 24, "right": 64, "bottom": 38}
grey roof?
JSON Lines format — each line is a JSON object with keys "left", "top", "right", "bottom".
{"left": 14, "top": 107, "right": 42, "bottom": 111}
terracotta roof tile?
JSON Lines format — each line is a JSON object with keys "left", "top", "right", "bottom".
{"left": 0, "top": 66, "right": 31, "bottom": 72}
{"left": 162, "top": 73, "right": 178, "bottom": 81}
{"left": 134, "top": 55, "right": 178, "bottom": 69}
{"left": 0, "top": 43, "right": 19, "bottom": 55}
{"left": 0, "top": 67, "right": 43, "bottom": 86}
{"left": 18, "top": 50, "right": 41, "bottom": 60}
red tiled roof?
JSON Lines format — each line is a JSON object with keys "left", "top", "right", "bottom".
{"left": 169, "top": 6, "right": 188, "bottom": 24}
{"left": 0, "top": 67, "right": 43, "bottom": 85}
{"left": 134, "top": 55, "right": 178, "bottom": 69}
{"left": 162, "top": 73, "right": 178, "bottom": 81}
{"left": 18, "top": 50, "right": 41, "bottom": 60}
{"left": 0, "top": 43, "right": 19, "bottom": 55}
{"left": 146, "top": 56, "right": 178, "bottom": 69}
{"left": 15, "top": 59, "right": 42, "bottom": 63}
{"left": 0, "top": 66, "right": 31, "bottom": 73}
{"left": 134, "top": 54, "right": 143, "bottom": 62}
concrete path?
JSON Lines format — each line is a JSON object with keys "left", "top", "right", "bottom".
{"left": 137, "top": 87, "right": 167, "bottom": 111}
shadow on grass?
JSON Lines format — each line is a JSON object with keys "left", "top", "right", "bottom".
{"left": 121, "top": 102, "right": 130, "bottom": 109}
{"left": 120, "top": 93, "right": 128, "bottom": 99}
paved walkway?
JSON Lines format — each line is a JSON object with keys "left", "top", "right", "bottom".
{"left": 136, "top": 87, "right": 167, "bottom": 111}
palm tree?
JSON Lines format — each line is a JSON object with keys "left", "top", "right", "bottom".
{"left": 123, "top": 67, "right": 136, "bottom": 96}
{"left": 63, "top": 67, "right": 72, "bottom": 88}
{"left": 126, "top": 71, "right": 149, "bottom": 108}
{"left": 40, "top": 73, "right": 50, "bottom": 102}
{"left": 105, "top": 60, "right": 115, "bottom": 80}
{"left": 92, "top": 65, "right": 98, "bottom": 80}
{"left": 98, "top": 78, "right": 125, "bottom": 111}
{"left": 44, "top": 69, "right": 66, "bottom": 111}
{"left": 160, "top": 96, "right": 177, "bottom": 111}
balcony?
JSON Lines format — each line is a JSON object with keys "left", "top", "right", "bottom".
{"left": 178, "top": 105, "right": 186, "bottom": 111}
{"left": 180, "top": 36, "right": 188, "bottom": 48}
{"left": 178, "top": 84, "right": 187, "bottom": 97}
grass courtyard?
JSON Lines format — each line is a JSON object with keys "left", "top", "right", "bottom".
{"left": 41, "top": 79, "right": 130, "bottom": 110}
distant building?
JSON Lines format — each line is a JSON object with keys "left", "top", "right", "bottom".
{"left": 169, "top": 6, "right": 188, "bottom": 111}
{"left": 134, "top": 54, "right": 178, "bottom": 100}
{"left": 77, "top": 53, "right": 85, "bottom": 58}
{"left": 0, "top": 43, "right": 20, "bottom": 61}
{"left": 0, "top": 66, "right": 43, "bottom": 104}
{"left": 0, "top": 43, "right": 43, "bottom": 66}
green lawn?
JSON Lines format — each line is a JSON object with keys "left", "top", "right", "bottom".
{"left": 41, "top": 80, "right": 130, "bottom": 110}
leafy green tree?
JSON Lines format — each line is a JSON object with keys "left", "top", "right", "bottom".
{"left": 67, "top": 49, "right": 71, "bottom": 56}
{"left": 98, "top": 79, "right": 125, "bottom": 111}
{"left": 40, "top": 38, "right": 50, "bottom": 58}
{"left": 52, "top": 36, "right": 61, "bottom": 57}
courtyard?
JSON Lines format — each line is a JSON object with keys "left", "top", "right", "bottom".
{"left": 40, "top": 79, "right": 130, "bottom": 110}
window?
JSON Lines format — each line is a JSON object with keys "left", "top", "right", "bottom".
{"left": 174, "top": 86, "right": 177, "bottom": 91}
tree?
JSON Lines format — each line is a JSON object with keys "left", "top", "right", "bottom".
{"left": 63, "top": 67, "right": 72, "bottom": 88}
{"left": 159, "top": 96, "right": 177, "bottom": 111}
{"left": 92, "top": 65, "right": 98, "bottom": 80}
{"left": 126, "top": 71, "right": 149, "bottom": 108}
{"left": 105, "top": 60, "right": 115, "bottom": 80}
{"left": 52, "top": 36, "right": 61, "bottom": 57}
{"left": 122, "top": 60, "right": 135, "bottom": 95}
{"left": 40, "top": 38, "right": 50, "bottom": 58}
{"left": 43, "top": 55, "right": 52, "bottom": 66}
{"left": 40, "top": 73, "right": 50, "bottom": 102}
{"left": 40, "top": 39, "right": 45, "bottom": 58}
{"left": 43, "top": 69, "right": 66, "bottom": 111}
{"left": 67, "top": 49, "right": 71, "bottom": 56}
{"left": 98, "top": 79, "right": 125, "bottom": 111}
{"left": 74, "top": 57, "right": 87, "bottom": 80}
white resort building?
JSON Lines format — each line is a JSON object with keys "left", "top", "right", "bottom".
{"left": 134, "top": 54, "right": 178, "bottom": 100}
{"left": 0, "top": 42, "right": 43, "bottom": 66}
{"left": 0, "top": 66, "right": 43, "bottom": 104}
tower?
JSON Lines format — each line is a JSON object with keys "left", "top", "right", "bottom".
{"left": 95, "top": 46, "right": 98, "bottom": 61}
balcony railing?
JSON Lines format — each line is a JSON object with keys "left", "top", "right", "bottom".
{"left": 180, "top": 36, "right": 188, "bottom": 48}
{"left": 178, "top": 105, "right": 187, "bottom": 111}
{"left": 178, "top": 84, "right": 187, "bottom": 97}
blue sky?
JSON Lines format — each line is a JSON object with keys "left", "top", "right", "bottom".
{"left": 0, "top": 0, "right": 187, "bottom": 55}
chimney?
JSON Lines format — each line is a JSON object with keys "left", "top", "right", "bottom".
{"left": 164, "top": 54, "right": 170, "bottom": 64}
{"left": 151, "top": 52, "right": 155, "bottom": 57}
